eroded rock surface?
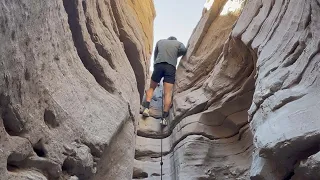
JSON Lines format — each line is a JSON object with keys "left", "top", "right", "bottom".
{"left": 135, "top": 0, "right": 320, "bottom": 179}
{"left": 0, "top": 0, "right": 154, "bottom": 179}
{"left": 2, "top": 0, "right": 320, "bottom": 179}
{"left": 134, "top": 0, "right": 252, "bottom": 179}
{"left": 237, "top": 0, "right": 320, "bottom": 178}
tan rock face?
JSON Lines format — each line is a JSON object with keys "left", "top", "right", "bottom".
{"left": 0, "top": 0, "right": 154, "bottom": 179}
{"left": 135, "top": 0, "right": 320, "bottom": 179}
{"left": 127, "top": 0, "right": 156, "bottom": 56}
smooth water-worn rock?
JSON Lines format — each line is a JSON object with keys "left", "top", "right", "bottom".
{"left": 134, "top": 0, "right": 252, "bottom": 179}
{"left": 135, "top": 0, "right": 320, "bottom": 179}
{"left": 237, "top": 0, "right": 320, "bottom": 178}
{"left": 2, "top": 0, "right": 320, "bottom": 179}
{"left": 175, "top": 0, "right": 320, "bottom": 179}
{"left": 0, "top": 0, "right": 154, "bottom": 179}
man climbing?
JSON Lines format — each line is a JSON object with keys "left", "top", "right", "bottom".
{"left": 142, "top": 36, "right": 187, "bottom": 126}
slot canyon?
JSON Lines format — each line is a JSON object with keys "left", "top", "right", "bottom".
{"left": 0, "top": 0, "right": 320, "bottom": 180}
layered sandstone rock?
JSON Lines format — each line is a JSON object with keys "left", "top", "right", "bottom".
{"left": 0, "top": 0, "right": 154, "bottom": 179}
{"left": 240, "top": 0, "right": 320, "bottom": 178}
{"left": 135, "top": 0, "right": 320, "bottom": 179}
{"left": 1, "top": 0, "right": 320, "bottom": 179}
{"left": 134, "top": 1, "right": 252, "bottom": 179}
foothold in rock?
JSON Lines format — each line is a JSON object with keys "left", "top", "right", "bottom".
{"left": 6, "top": 152, "right": 28, "bottom": 172}
{"left": 24, "top": 69, "right": 30, "bottom": 81}
{"left": 14, "top": 155, "right": 62, "bottom": 178}
{"left": 0, "top": 93, "right": 10, "bottom": 106}
{"left": 44, "top": 109, "right": 59, "bottom": 128}
{"left": 7, "top": 155, "right": 20, "bottom": 172}
{"left": 11, "top": 31, "right": 16, "bottom": 41}
{"left": 33, "top": 140, "right": 47, "bottom": 157}
{"left": 132, "top": 167, "right": 148, "bottom": 179}
{"left": 25, "top": 36, "right": 31, "bottom": 46}
{"left": 7, "top": 163, "right": 19, "bottom": 172}
{"left": 54, "top": 55, "right": 60, "bottom": 61}
{"left": 4, "top": 74, "right": 9, "bottom": 87}
{"left": 62, "top": 143, "right": 95, "bottom": 179}
{"left": 151, "top": 173, "right": 160, "bottom": 177}
{"left": 2, "top": 105, "right": 24, "bottom": 136}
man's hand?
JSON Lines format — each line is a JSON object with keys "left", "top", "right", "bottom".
{"left": 178, "top": 43, "right": 187, "bottom": 57}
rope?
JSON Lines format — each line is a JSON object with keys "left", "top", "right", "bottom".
{"left": 160, "top": 84, "right": 164, "bottom": 180}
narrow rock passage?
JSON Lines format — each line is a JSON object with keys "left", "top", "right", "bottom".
{"left": 1, "top": 0, "right": 320, "bottom": 179}
{"left": 133, "top": 82, "right": 171, "bottom": 179}
{"left": 133, "top": 80, "right": 253, "bottom": 180}
{"left": 155, "top": 0, "right": 320, "bottom": 179}
{"left": 132, "top": 1, "right": 254, "bottom": 179}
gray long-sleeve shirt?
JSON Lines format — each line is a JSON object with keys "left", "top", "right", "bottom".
{"left": 154, "top": 39, "right": 187, "bottom": 67}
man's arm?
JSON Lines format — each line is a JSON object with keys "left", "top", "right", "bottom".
{"left": 154, "top": 42, "right": 159, "bottom": 61}
{"left": 178, "top": 43, "right": 187, "bottom": 57}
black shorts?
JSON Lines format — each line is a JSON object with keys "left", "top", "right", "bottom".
{"left": 151, "top": 62, "right": 176, "bottom": 84}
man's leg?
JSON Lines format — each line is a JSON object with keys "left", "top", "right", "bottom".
{"left": 161, "top": 64, "right": 176, "bottom": 125}
{"left": 163, "top": 82, "right": 174, "bottom": 118}
{"left": 144, "top": 80, "right": 158, "bottom": 107}
{"left": 142, "top": 64, "right": 162, "bottom": 117}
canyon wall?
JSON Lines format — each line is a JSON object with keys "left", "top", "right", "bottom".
{"left": 135, "top": 0, "right": 320, "bottom": 179}
{"left": 1, "top": 0, "right": 320, "bottom": 179}
{"left": 134, "top": 1, "right": 252, "bottom": 179}
{"left": 0, "top": 0, "right": 154, "bottom": 179}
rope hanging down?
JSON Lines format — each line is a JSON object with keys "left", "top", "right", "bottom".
{"left": 160, "top": 87, "right": 164, "bottom": 180}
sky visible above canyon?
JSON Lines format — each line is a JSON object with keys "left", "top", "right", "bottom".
{"left": 150, "top": 0, "right": 205, "bottom": 70}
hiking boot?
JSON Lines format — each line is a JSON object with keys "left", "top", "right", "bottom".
{"left": 142, "top": 108, "right": 150, "bottom": 117}
{"left": 160, "top": 118, "right": 168, "bottom": 126}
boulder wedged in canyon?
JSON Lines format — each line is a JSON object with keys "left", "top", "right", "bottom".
{"left": 135, "top": 0, "right": 320, "bottom": 179}
{"left": 0, "top": 0, "right": 154, "bottom": 179}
